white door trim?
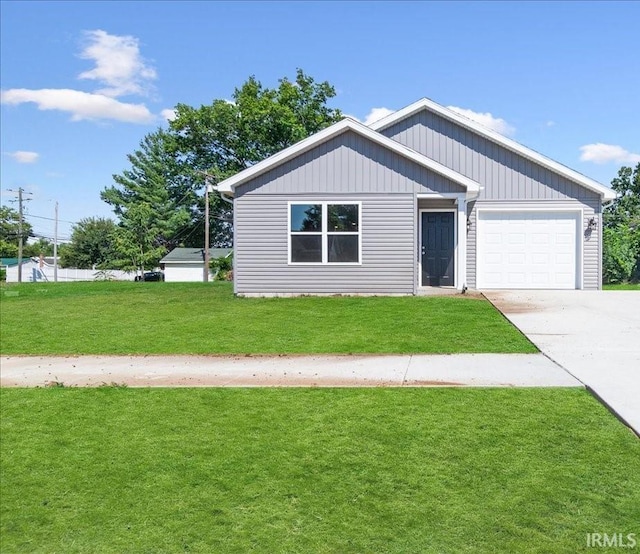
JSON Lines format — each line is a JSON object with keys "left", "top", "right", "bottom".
{"left": 418, "top": 208, "right": 458, "bottom": 289}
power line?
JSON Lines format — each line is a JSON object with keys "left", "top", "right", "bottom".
{"left": 25, "top": 213, "right": 78, "bottom": 225}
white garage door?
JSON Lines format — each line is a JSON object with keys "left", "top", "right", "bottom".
{"left": 165, "top": 264, "right": 204, "bottom": 282}
{"left": 477, "top": 210, "right": 580, "bottom": 289}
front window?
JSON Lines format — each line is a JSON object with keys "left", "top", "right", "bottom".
{"left": 290, "top": 202, "right": 360, "bottom": 264}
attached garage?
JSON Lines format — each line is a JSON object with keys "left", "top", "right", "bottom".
{"left": 215, "top": 99, "right": 615, "bottom": 295}
{"left": 476, "top": 210, "right": 581, "bottom": 290}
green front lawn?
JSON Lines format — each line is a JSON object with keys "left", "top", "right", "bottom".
{"left": 1, "top": 388, "right": 638, "bottom": 553}
{"left": 0, "top": 282, "right": 535, "bottom": 355}
{"left": 603, "top": 283, "right": 640, "bottom": 290}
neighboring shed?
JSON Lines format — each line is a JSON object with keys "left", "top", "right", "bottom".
{"left": 215, "top": 98, "right": 615, "bottom": 296}
{"left": 160, "top": 248, "right": 232, "bottom": 282}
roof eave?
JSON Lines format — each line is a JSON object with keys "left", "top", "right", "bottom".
{"left": 214, "top": 117, "right": 481, "bottom": 195}
{"left": 370, "top": 97, "right": 615, "bottom": 201}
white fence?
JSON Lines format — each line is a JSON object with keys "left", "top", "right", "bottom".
{"left": 4, "top": 260, "right": 135, "bottom": 283}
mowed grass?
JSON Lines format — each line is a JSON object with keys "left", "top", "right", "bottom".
{"left": 1, "top": 387, "right": 638, "bottom": 554}
{"left": 603, "top": 283, "right": 640, "bottom": 290}
{"left": 0, "top": 282, "right": 535, "bottom": 355}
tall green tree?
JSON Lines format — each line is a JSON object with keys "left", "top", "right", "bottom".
{"left": 102, "top": 70, "right": 342, "bottom": 252}
{"left": 0, "top": 205, "right": 32, "bottom": 257}
{"left": 59, "top": 217, "right": 117, "bottom": 269}
{"left": 170, "top": 69, "right": 342, "bottom": 177}
{"left": 111, "top": 203, "right": 170, "bottom": 276}
{"left": 102, "top": 129, "right": 191, "bottom": 272}
{"left": 24, "top": 237, "right": 54, "bottom": 258}
{"left": 603, "top": 163, "right": 640, "bottom": 282}
{"left": 166, "top": 69, "right": 343, "bottom": 246}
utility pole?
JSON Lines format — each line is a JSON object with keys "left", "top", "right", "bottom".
{"left": 53, "top": 201, "right": 59, "bottom": 282}
{"left": 203, "top": 178, "right": 211, "bottom": 282}
{"left": 7, "top": 187, "right": 32, "bottom": 283}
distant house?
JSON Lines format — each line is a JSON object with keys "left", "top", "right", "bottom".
{"left": 215, "top": 98, "right": 615, "bottom": 296}
{"left": 1, "top": 257, "right": 49, "bottom": 282}
{"left": 160, "top": 248, "right": 232, "bottom": 282}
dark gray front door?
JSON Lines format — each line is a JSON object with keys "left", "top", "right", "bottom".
{"left": 421, "top": 212, "right": 455, "bottom": 287}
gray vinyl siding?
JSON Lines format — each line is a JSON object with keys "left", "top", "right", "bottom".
{"left": 234, "top": 194, "right": 415, "bottom": 295}
{"left": 233, "top": 129, "right": 468, "bottom": 295}
{"left": 234, "top": 130, "right": 465, "bottom": 197}
{"left": 381, "top": 110, "right": 600, "bottom": 203}
{"left": 381, "top": 110, "right": 603, "bottom": 289}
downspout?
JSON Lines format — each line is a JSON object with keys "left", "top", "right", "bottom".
{"left": 219, "top": 191, "right": 233, "bottom": 205}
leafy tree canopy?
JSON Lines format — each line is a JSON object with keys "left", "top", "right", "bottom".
{"left": 169, "top": 69, "right": 343, "bottom": 180}
{"left": 102, "top": 69, "right": 342, "bottom": 255}
{"left": 0, "top": 205, "right": 33, "bottom": 258}
{"left": 603, "top": 163, "right": 640, "bottom": 282}
{"left": 59, "top": 217, "right": 117, "bottom": 269}
{"left": 604, "top": 163, "right": 640, "bottom": 228}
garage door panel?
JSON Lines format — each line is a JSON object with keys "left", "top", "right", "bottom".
{"left": 478, "top": 211, "right": 580, "bottom": 289}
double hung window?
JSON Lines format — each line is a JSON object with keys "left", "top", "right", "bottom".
{"left": 289, "top": 202, "right": 360, "bottom": 264}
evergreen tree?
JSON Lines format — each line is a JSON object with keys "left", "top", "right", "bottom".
{"left": 102, "top": 129, "right": 191, "bottom": 273}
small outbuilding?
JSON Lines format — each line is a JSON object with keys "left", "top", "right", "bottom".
{"left": 160, "top": 248, "right": 232, "bottom": 282}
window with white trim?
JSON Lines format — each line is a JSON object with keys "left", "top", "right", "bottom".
{"left": 289, "top": 202, "right": 360, "bottom": 264}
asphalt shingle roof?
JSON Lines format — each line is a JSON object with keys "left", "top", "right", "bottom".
{"left": 160, "top": 248, "right": 232, "bottom": 264}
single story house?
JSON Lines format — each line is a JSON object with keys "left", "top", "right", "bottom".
{"left": 160, "top": 247, "right": 232, "bottom": 282}
{"left": 214, "top": 98, "right": 615, "bottom": 296}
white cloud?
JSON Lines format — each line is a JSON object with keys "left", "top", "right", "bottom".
{"left": 5, "top": 150, "right": 39, "bottom": 163}
{"left": 0, "top": 88, "right": 156, "bottom": 124}
{"left": 161, "top": 108, "right": 177, "bottom": 122}
{"left": 579, "top": 143, "right": 640, "bottom": 165}
{"left": 78, "top": 29, "right": 157, "bottom": 98}
{"left": 363, "top": 107, "right": 394, "bottom": 126}
{"left": 447, "top": 106, "right": 516, "bottom": 136}
{"left": 546, "top": 120, "right": 556, "bottom": 127}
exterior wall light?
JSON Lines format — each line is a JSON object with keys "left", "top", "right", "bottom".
{"left": 588, "top": 217, "right": 597, "bottom": 230}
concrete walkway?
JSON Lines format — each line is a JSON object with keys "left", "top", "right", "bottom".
{"left": 485, "top": 290, "right": 640, "bottom": 435}
{"left": 0, "top": 353, "right": 580, "bottom": 388}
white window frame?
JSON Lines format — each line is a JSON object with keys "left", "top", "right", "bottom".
{"left": 288, "top": 201, "right": 362, "bottom": 265}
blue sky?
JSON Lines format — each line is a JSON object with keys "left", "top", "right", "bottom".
{"left": 1, "top": 0, "right": 639, "bottom": 241}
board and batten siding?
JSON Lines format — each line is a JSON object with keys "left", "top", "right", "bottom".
{"left": 380, "top": 110, "right": 601, "bottom": 202}
{"left": 381, "top": 110, "right": 603, "bottom": 290}
{"left": 234, "top": 130, "right": 465, "bottom": 196}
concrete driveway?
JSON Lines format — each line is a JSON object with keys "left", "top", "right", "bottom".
{"left": 485, "top": 290, "right": 640, "bottom": 435}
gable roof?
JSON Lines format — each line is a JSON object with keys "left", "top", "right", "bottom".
{"left": 370, "top": 98, "right": 616, "bottom": 201}
{"left": 214, "top": 117, "right": 481, "bottom": 196}
{"left": 160, "top": 247, "right": 232, "bottom": 264}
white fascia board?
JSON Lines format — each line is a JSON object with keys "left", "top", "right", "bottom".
{"left": 370, "top": 98, "right": 615, "bottom": 201}
{"left": 214, "top": 117, "right": 481, "bottom": 195}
